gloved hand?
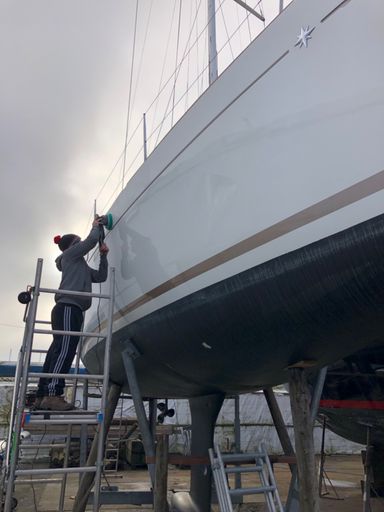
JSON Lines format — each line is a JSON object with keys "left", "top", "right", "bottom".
{"left": 99, "top": 243, "right": 109, "bottom": 255}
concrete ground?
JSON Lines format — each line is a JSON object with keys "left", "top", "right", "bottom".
{"left": 12, "top": 455, "right": 384, "bottom": 511}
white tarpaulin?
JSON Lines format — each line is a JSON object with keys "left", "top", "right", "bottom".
{"left": 0, "top": 384, "right": 364, "bottom": 456}
{"left": 105, "top": 390, "right": 363, "bottom": 456}
{"left": 163, "top": 392, "right": 364, "bottom": 455}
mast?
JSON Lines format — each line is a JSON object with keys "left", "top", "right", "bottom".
{"left": 208, "top": 0, "right": 267, "bottom": 86}
{"left": 207, "top": 0, "right": 218, "bottom": 85}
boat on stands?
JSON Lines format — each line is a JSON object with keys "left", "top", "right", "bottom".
{"left": 320, "top": 344, "right": 384, "bottom": 495}
{"left": 80, "top": 2, "right": 384, "bottom": 509}
{"left": 82, "top": 0, "right": 384, "bottom": 399}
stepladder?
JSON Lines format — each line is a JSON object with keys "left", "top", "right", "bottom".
{"left": 103, "top": 396, "right": 127, "bottom": 473}
{"left": 1, "top": 258, "right": 115, "bottom": 512}
{"left": 209, "top": 443, "right": 285, "bottom": 512}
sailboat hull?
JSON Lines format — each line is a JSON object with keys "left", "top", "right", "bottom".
{"left": 83, "top": 0, "right": 384, "bottom": 398}
{"left": 319, "top": 342, "right": 384, "bottom": 446}
{"left": 319, "top": 344, "right": 384, "bottom": 494}
{"left": 83, "top": 214, "right": 384, "bottom": 397}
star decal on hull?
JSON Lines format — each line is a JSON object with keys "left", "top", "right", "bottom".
{"left": 295, "top": 26, "right": 315, "bottom": 48}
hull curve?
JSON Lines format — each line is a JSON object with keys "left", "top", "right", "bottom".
{"left": 83, "top": 214, "right": 384, "bottom": 397}
{"left": 82, "top": 0, "right": 384, "bottom": 398}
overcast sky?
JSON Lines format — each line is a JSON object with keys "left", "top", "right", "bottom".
{"left": 0, "top": 0, "right": 283, "bottom": 361}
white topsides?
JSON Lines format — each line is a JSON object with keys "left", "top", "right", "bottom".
{"left": 87, "top": 0, "right": 384, "bottom": 333}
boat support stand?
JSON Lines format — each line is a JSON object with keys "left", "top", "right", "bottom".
{"left": 72, "top": 382, "right": 122, "bottom": 512}
{"left": 121, "top": 341, "right": 156, "bottom": 486}
{"left": 285, "top": 366, "right": 328, "bottom": 512}
{"left": 73, "top": 340, "right": 157, "bottom": 511}
{"left": 172, "top": 393, "right": 224, "bottom": 512}
{"left": 121, "top": 343, "right": 225, "bottom": 512}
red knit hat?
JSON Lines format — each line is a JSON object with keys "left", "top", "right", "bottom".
{"left": 54, "top": 234, "right": 79, "bottom": 251}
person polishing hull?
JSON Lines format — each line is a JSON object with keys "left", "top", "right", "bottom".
{"left": 36, "top": 217, "right": 109, "bottom": 411}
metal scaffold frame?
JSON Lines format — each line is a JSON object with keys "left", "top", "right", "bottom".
{"left": 1, "top": 258, "right": 115, "bottom": 512}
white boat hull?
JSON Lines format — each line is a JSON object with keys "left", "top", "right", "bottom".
{"left": 83, "top": 0, "right": 384, "bottom": 398}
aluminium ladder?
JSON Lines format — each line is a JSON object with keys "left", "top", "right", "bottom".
{"left": 209, "top": 443, "right": 284, "bottom": 512}
{"left": 103, "top": 399, "right": 125, "bottom": 473}
{"left": 1, "top": 258, "right": 115, "bottom": 512}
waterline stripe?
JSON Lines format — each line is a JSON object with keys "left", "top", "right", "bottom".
{"left": 113, "top": 169, "right": 384, "bottom": 320}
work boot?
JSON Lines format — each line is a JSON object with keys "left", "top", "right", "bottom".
{"left": 39, "top": 396, "right": 75, "bottom": 411}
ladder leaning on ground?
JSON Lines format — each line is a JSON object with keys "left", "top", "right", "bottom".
{"left": 209, "top": 443, "right": 285, "bottom": 512}
{"left": 0, "top": 258, "right": 115, "bottom": 512}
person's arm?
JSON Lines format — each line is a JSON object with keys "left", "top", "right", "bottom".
{"left": 64, "top": 221, "right": 101, "bottom": 260}
{"left": 90, "top": 243, "right": 109, "bottom": 283}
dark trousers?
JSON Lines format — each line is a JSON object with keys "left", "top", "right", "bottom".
{"left": 37, "top": 303, "right": 83, "bottom": 397}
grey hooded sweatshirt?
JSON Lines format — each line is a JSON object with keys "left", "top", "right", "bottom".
{"left": 54, "top": 226, "right": 108, "bottom": 311}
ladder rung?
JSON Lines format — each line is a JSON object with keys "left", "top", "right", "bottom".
{"left": 225, "top": 465, "right": 262, "bottom": 474}
{"left": 33, "top": 328, "right": 106, "bottom": 338}
{"left": 210, "top": 444, "right": 283, "bottom": 512}
{"left": 229, "top": 486, "right": 276, "bottom": 496}
{"left": 25, "top": 418, "right": 99, "bottom": 425}
{"left": 15, "top": 466, "right": 97, "bottom": 476}
{"left": 221, "top": 453, "right": 265, "bottom": 462}
{"left": 35, "top": 320, "right": 51, "bottom": 325}
{"left": 15, "top": 478, "right": 63, "bottom": 485}
{"left": 28, "top": 409, "right": 97, "bottom": 416}
{"left": 29, "top": 372, "right": 104, "bottom": 380}
{"left": 31, "top": 349, "right": 49, "bottom": 353}
{"left": 20, "top": 443, "right": 68, "bottom": 449}
{"left": 39, "top": 287, "right": 110, "bottom": 299}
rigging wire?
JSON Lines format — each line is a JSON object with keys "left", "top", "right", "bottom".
{"left": 171, "top": 0, "right": 183, "bottom": 127}
{"left": 259, "top": 0, "right": 266, "bottom": 28}
{"left": 219, "top": 0, "right": 235, "bottom": 61}
{"left": 121, "top": 0, "right": 139, "bottom": 191}
{"left": 236, "top": 2, "right": 243, "bottom": 49}
{"left": 246, "top": 4, "right": 252, "bottom": 42}
{"left": 131, "top": 0, "right": 154, "bottom": 115}
{"left": 149, "top": 0, "right": 178, "bottom": 150}
{"left": 153, "top": 0, "right": 232, "bottom": 145}
{"left": 215, "top": 0, "right": 265, "bottom": 65}
{"left": 195, "top": 0, "right": 201, "bottom": 96}
{"left": 89, "top": 110, "right": 143, "bottom": 220}
{"left": 97, "top": 148, "right": 125, "bottom": 200}
{"left": 133, "top": 0, "right": 206, "bottom": 149}
{"left": 153, "top": 0, "right": 204, "bottom": 146}
{"left": 91, "top": 0, "right": 267, "bottom": 221}
{"left": 200, "top": 21, "right": 208, "bottom": 93}
{"left": 184, "top": 0, "right": 194, "bottom": 111}
{"left": 100, "top": 142, "right": 143, "bottom": 213}
{"left": 129, "top": 0, "right": 265, "bottom": 184}
{"left": 148, "top": 0, "right": 205, "bottom": 144}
